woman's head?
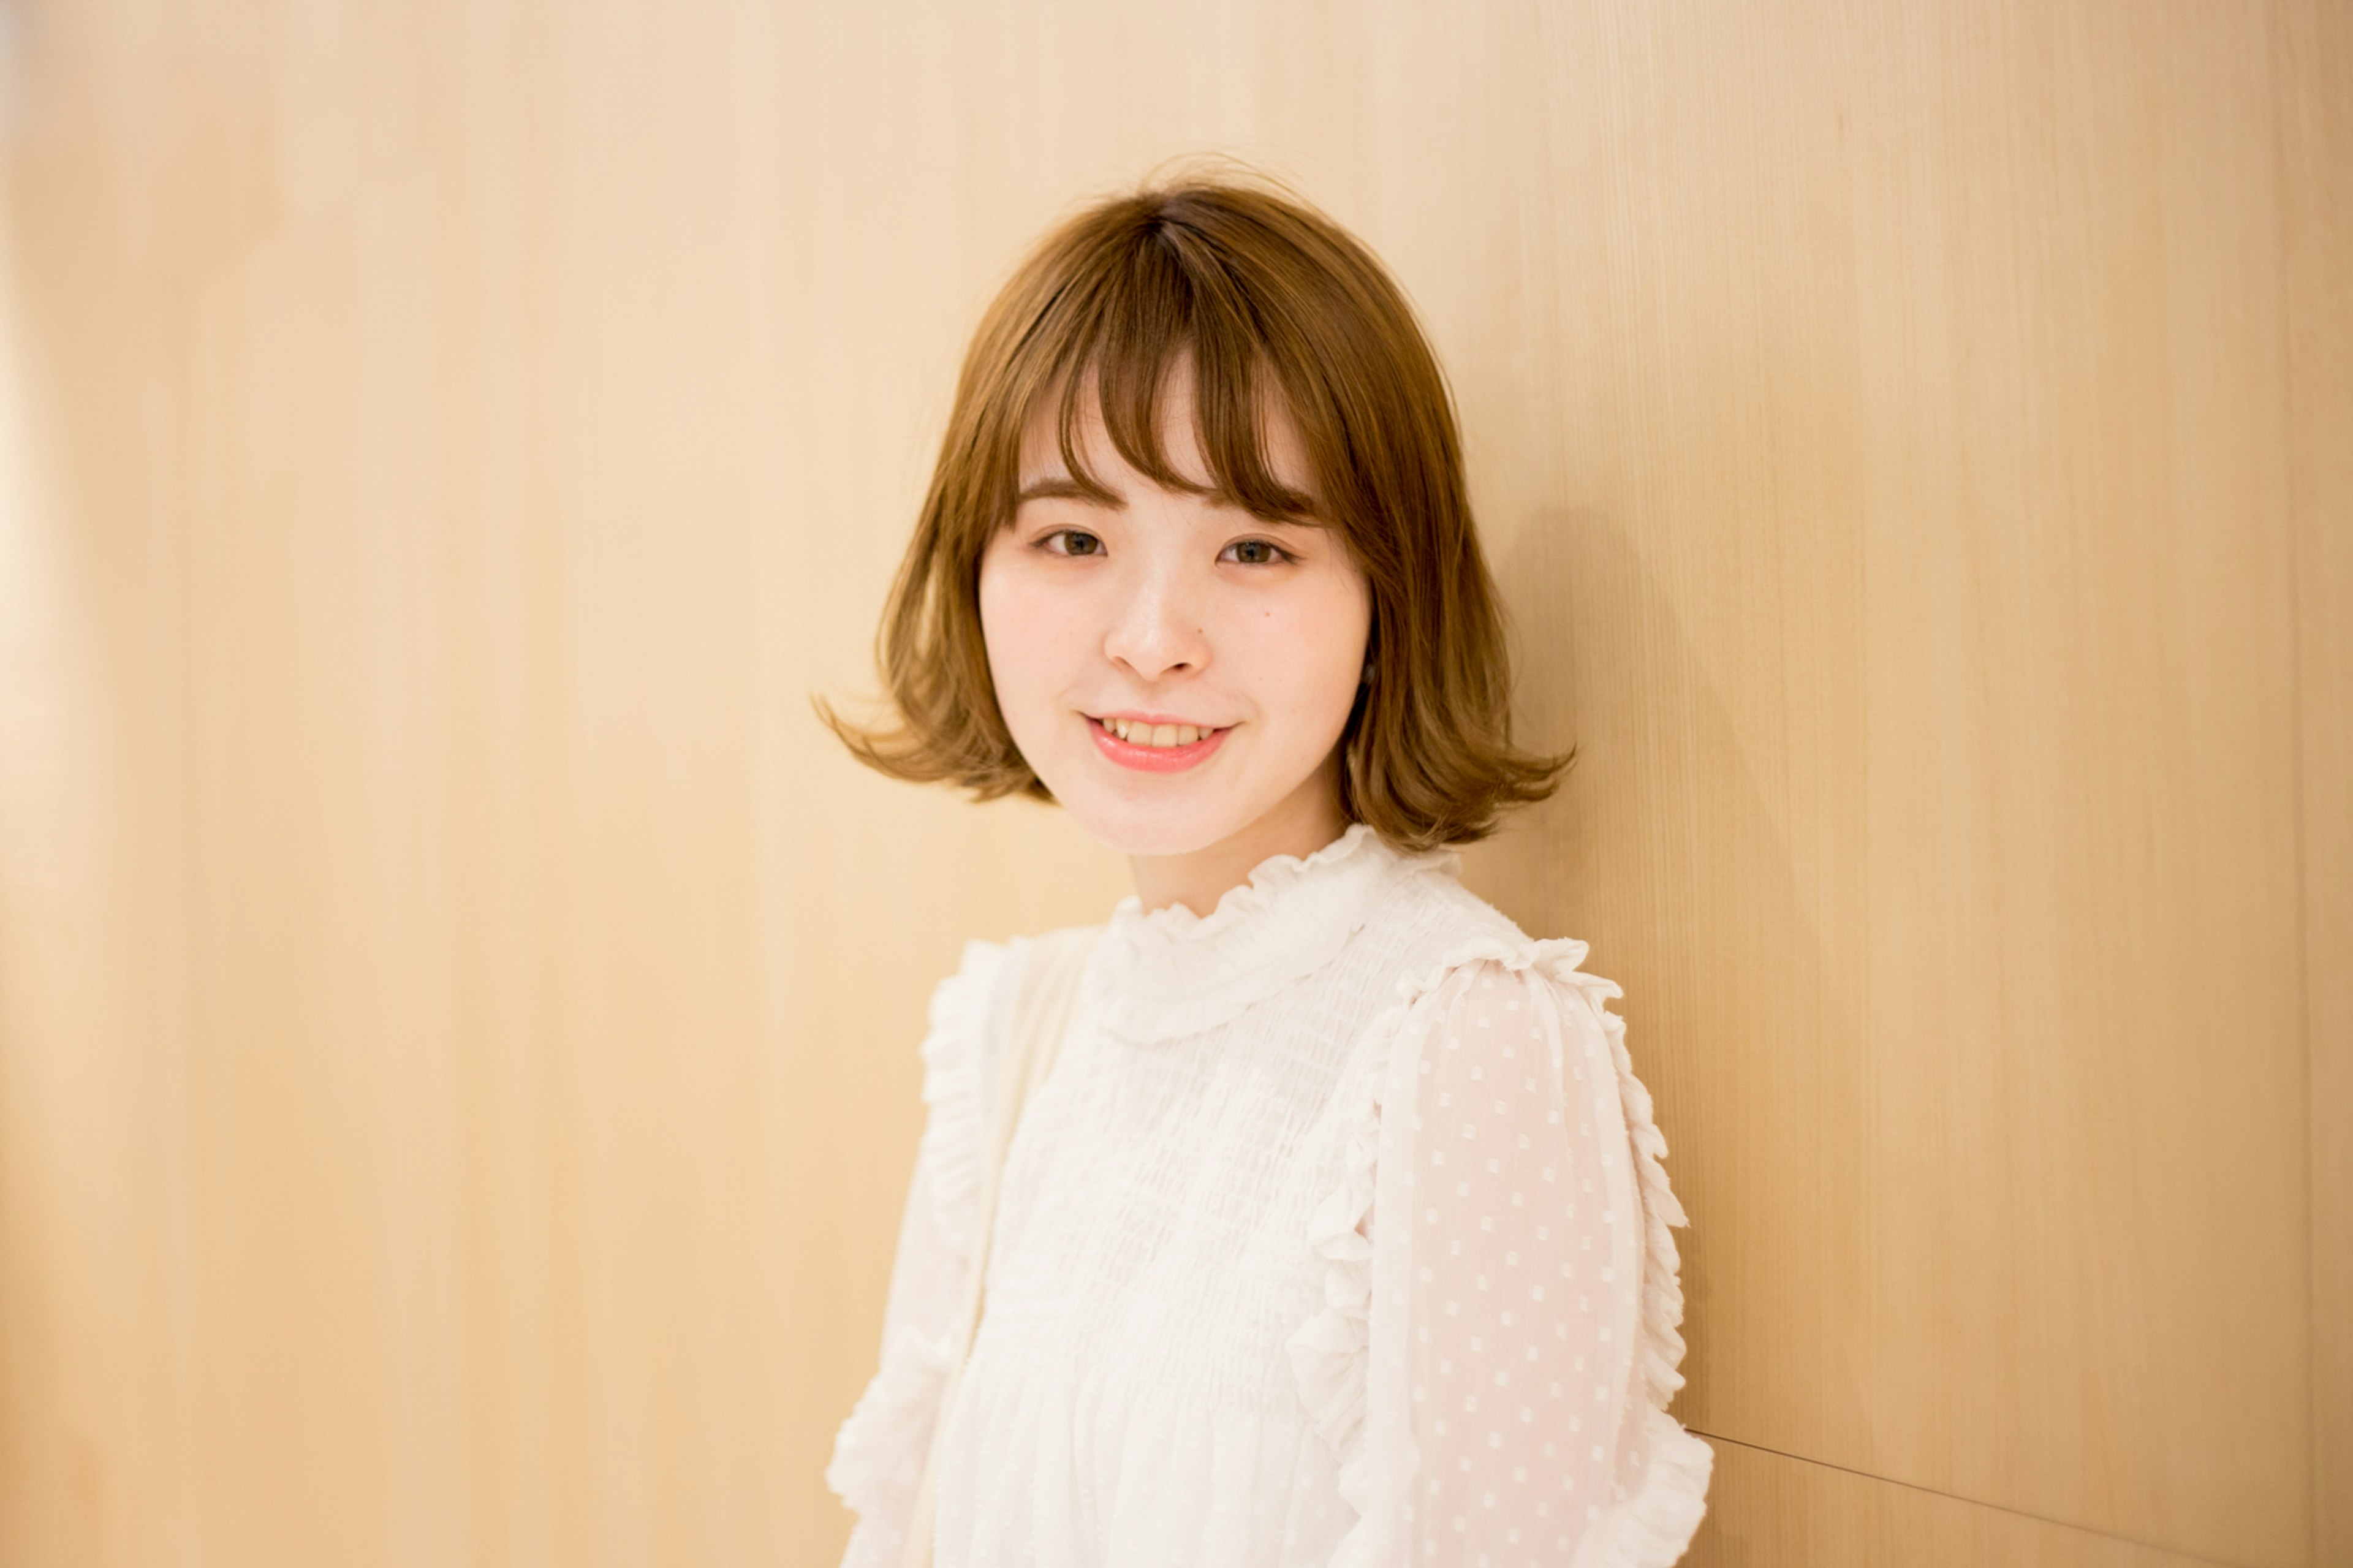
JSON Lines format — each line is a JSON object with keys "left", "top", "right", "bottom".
{"left": 825, "top": 175, "right": 1564, "bottom": 853}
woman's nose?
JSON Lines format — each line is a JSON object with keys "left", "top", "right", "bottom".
{"left": 1101, "top": 567, "right": 1210, "bottom": 683}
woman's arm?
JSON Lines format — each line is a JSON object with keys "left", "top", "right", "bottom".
{"left": 1359, "top": 947, "right": 1710, "bottom": 1566}
{"left": 1406, "top": 960, "right": 1639, "bottom": 1556}
{"left": 825, "top": 941, "right": 1006, "bottom": 1567}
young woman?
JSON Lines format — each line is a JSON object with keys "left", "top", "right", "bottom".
{"left": 822, "top": 177, "right": 1710, "bottom": 1567}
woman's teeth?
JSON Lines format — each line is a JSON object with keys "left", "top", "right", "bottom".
{"left": 1103, "top": 718, "right": 1211, "bottom": 748}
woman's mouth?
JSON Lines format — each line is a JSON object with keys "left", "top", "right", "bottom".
{"left": 1087, "top": 714, "right": 1230, "bottom": 773}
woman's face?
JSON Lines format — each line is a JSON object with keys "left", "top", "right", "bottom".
{"left": 977, "top": 370, "right": 1372, "bottom": 860}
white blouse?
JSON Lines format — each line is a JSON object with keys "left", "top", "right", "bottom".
{"left": 827, "top": 825, "right": 1711, "bottom": 1566}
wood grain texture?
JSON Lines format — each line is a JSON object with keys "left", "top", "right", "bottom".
{"left": 0, "top": 2, "right": 2327, "bottom": 1566}
{"left": 2278, "top": 2, "right": 2353, "bottom": 1562}
{"left": 1459, "top": 5, "right": 2310, "bottom": 1562}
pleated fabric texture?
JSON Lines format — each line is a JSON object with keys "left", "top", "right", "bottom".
{"left": 827, "top": 825, "right": 1711, "bottom": 1566}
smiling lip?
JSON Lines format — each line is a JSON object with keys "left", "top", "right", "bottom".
{"left": 1086, "top": 714, "right": 1230, "bottom": 773}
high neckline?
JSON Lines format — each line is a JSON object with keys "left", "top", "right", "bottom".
{"left": 1082, "top": 823, "right": 1458, "bottom": 1042}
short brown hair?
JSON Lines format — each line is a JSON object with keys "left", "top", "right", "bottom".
{"left": 821, "top": 173, "right": 1566, "bottom": 849}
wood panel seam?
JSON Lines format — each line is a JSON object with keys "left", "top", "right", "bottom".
{"left": 1684, "top": 1430, "right": 2248, "bottom": 1568}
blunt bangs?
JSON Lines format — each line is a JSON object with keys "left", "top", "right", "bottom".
{"left": 1026, "top": 222, "right": 1321, "bottom": 525}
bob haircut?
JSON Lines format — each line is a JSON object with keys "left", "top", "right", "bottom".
{"left": 824, "top": 174, "right": 1566, "bottom": 849}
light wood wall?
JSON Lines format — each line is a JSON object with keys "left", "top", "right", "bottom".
{"left": 0, "top": 2, "right": 2341, "bottom": 1566}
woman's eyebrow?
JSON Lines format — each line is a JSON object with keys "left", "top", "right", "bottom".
{"left": 1014, "top": 475, "right": 1122, "bottom": 507}
{"left": 1012, "top": 475, "right": 1322, "bottom": 518}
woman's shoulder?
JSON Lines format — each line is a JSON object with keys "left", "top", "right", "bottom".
{"left": 920, "top": 922, "right": 1104, "bottom": 1068}
{"left": 1365, "top": 853, "right": 1614, "bottom": 1009}
{"left": 919, "top": 936, "right": 1012, "bottom": 1065}
{"left": 929, "top": 920, "right": 1106, "bottom": 998}
{"left": 906, "top": 923, "right": 1098, "bottom": 1257}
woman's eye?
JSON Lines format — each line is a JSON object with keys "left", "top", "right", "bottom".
{"left": 1044, "top": 529, "right": 1104, "bottom": 557}
{"left": 1222, "top": 538, "right": 1289, "bottom": 566}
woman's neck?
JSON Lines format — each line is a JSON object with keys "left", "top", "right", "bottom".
{"left": 1127, "top": 757, "right": 1349, "bottom": 918}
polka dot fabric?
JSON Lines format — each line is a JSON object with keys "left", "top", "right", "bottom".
{"left": 1401, "top": 963, "right": 1665, "bottom": 1564}
{"left": 826, "top": 827, "right": 1711, "bottom": 1567}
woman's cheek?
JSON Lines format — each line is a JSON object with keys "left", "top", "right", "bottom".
{"left": 979, "top": 562, "right": 1053, "bottom": 733}
{"left": 1281, "top": 574, "right": 1371, "bottom": 732}
{"left": 987, "top": 565, "right": 1101, "bottom": 777}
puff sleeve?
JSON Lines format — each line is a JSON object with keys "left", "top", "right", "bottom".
{"left": 824, "top": 940, "right": 1006, "bottom": 1567}
{"left": 1313, "top": 941, "right": 1712, "bottom": 1566}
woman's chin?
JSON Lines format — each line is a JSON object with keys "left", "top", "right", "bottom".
{"left": 1056, "top": 791, "right": 1245, "bottom": 862}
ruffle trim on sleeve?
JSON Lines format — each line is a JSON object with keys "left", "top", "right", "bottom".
{"left": 1291, "top": 933, "right": 1710, "bottom": 1567}
{"left": 1577, "top": 1406, "right": 1716, "bottom": 1568}
{"left": 1281, "top": 944, "right": 1479, "bottom": 1543}
{"left": 1284, "top": 1040, "right": 1385, "bottom": 1474}
{"left": 824, "top": 939, "right": 1008, "bottom": 1555}
{"left": 912, "top": 938, "right": 1008, "bottom": 1264}
{"left": 822, "top": 1324, "right": 952, "bottom": 1548}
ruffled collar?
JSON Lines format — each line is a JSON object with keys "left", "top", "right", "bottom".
{"left": 1082, "top": 823, "right": 1456, "bottom": 1043}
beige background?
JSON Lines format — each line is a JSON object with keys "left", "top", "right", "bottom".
{"left": 0, "top": 1, "right": 2343, "bottom": 1565}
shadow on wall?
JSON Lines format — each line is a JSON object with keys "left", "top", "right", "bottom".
{"left": 1464, "top": 500, "right": 1879, "bottom": 1529}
